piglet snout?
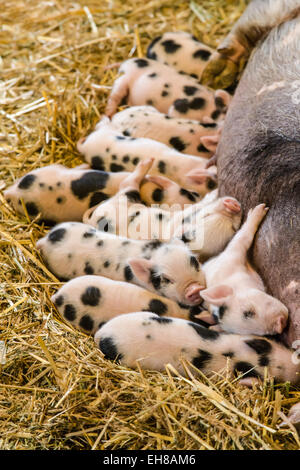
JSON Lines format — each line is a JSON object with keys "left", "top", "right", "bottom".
{"left": 223, "top": 198, "right": 241, "bottom": 214}
{"left": 184, "top": 283, "right": 205, "bottom": 304}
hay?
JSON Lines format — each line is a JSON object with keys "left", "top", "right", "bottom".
{"left": 0, "top": 0, "right": 299, "bottom": 450}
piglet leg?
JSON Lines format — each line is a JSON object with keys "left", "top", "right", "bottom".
{"left": 224, "top": 203, "right": 268, "bottom": 263}
{"left": 105, "top": 74, "right": 130, "bottom": 118}
{"left": 118, "top": 158, "right": 154, "bottom": 194}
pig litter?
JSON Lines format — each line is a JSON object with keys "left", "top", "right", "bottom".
{"left": 1, "top": 0, "right": 299, "bottom": 451}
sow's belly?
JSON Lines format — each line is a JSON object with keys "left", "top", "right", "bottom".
{"left": 215, "top": 31, "right": 300, "bottom": 346}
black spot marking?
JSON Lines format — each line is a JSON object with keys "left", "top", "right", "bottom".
{"left": 150, "top": 315, "right": 171, "bottom": 323}
{"left": 103, "top": 260, "right": 110, "bottom": 268}
{"left": 158, "top": 161, "right": 166, "bottom": 174}
{"left": 215, "top": 96, "right": 226, "bottom": 109}
{"left": 192, "top": 49, "right": 212, "bottom": 61}
{"left": 54, "top": 295, "right": 64, "bottom": 307}
{"left": 146, "top": 35, "right": 162, "bottom": 58}
{"left": 173, "top": 99, "right": 189, "bottom": 114}
{"left": 48, "top": 227, "right": 66, "bottom": 243}
{"left": 161, "top": 90, "right": 169, "bottom": 97}
{"left": 39, "top": 182, "right": 45, "bottom": 188}
{"left": 192, "top": 349, "right": 212, "bottom": 370}
{"left": 243, "top": 310, "right": 256, "bottom": 319}
{"left": 48, "top": 186, "right": 53, "bottom": 191}
{"left": 97, "top": 240, "right": 104, "bottom": 247}
{"left": 183, "top": 86, "right": 198, "bottom": 96}
{"left": 169, "top": 136, "right": 186, "bottom": 152}
{"left": 64, "top": 304, "right": 76, "bottom": 321}
{"left": 84, "top": 262, "right": 94, "bottom": 275}
{"left": 234, "top": 361, "right": 261, "bottom": 379}
{"left": 189, "top": 97, "right": 206, "bottom": 110}
{"left": 89, "top": 191, "right": 109, "bottom": 208}
{"left": 146, "top": 334, "right": 152, "bottom": 340}
{"left": 124, "top": 265, "right": 134, "bottom": 281}
{"left": 218, "top": 305, "right": 227, "bottom": 320}
{"left": 197, "top": 144, "right": 210, "bottom": 153}
{"left": 156, "top": 213, "right": 164, "bottom": 221}
{"left": 18, "top": 174, "right": 36, "bottom": 190}
{"left": 134, "top": 58, "right": 149, "bottom": 68}
{"left": 146, "top": 99, "right": 154, "bottom": 106}
{"left": 148, "top": 72, "right": 157, "bottom": 78}
{"left": 149, "top": 270, "right": 161, "bottom": 290}
{"left": 110, "top": 163, "right": 125, "bottom": 172}
{"left": 25, "top": 202, "right": 39, "bottom": 216}
{"left": 188, "top": 321, "right": 220, "bottom": 340}
{"left": 149, "top": 299, "right": 168, "bottom": 315}
{"left": 190, "top": 256, "right": 200, "bottom": 271}
{"left": 179, "top": 188, "right": 198, "bottom": 202}
{"left": 79, "top": 315, "right": 94, "bottom": 332}
{"left": 123, "top": 130, "right": 131, "bottom": 136}
{"left": 164, "top": 83, "right": 170, "bottom": 88}
{"left": 122, "top": 155, "right": 130, "bottom": 163}
{"left": 99, "top": 337, "right": 122, "bottom": 362}
{"left": 71, "top": 171, "right": 109, "bottom": 199}
{"left": 56, "top": 196, "right": 66, "bottom": 204}
{"left": 201, "top": 122, "right": 217, "bottom": 128}
{"left": 111, "top": 155, "right": 117, "bottom": 160}
{"left": 132, "top": 157, "right": 140, "bottom": 165}
{"left": 116, "top": 135, "right": 126, "bottom": 140}
{"left": 81, "top": 286, "right": 101, "bottom": 306}
{"left": 223, "top": 351, "right": 234, "bottom": 358}
{"left": 161, "top": 39, "right": 182, "bottom": 54}
{"left": 125, "top": 190, "right": 141, "bottom": 203}
{"left": 142, "top": 240, "right": 162, "bottom": 251}
{"left": 152, "top": 188, "right": 164, "bottom": 202}
{"left": 211, "top": 110, "right": 221, "bottom": 120}
{"left": 207, "top": 179, "right": 217, "bottom": 190}
{"left": 245, "top": 339, "right": 272, "bottom": 355}
{"left": 91, "top": 156, "right": 106, "bottom": 171}
{"left": 83, "top": 230, "right": 95, "bottom": 238}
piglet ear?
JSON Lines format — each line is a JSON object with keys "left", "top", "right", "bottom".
{"left": 145, "top": 174, "right": 177, "bottom": 190}
{"left": 185, "top": 168, "right": 216, "bottom": 185}
{"left": 200, "top": 284, "right": 233, "bottom": 306}
{"left": 128, "top": 258, "right": 154, "bottom": 283}
{"left": 200, "top": 135, "right": 219, "bottom": 153}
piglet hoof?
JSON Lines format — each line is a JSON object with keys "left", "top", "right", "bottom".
{"left": 194, "top": 311, "right": 217, "bottom": 326}
{"left": 238, "top": 377, "right": 261, "bottom": 388}
{"left": 223, "top": 198, "right": 241, "bottom": 214}
{"left": 209, "top": 324, "right": 224, "bottom": 332}
{"left": 247, "top": 203, "right": 269, "bottom": 225}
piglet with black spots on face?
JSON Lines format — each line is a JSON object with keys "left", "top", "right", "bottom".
{"left": 51, "top": 276, "right": 206, "bottom": 335}
{"left": 147, "top": 31, "right": 215, "bottom": 82}
{"left": 94, "top": 311, "right": 300, "bottom": 386}
{"left": 3, "top": 164, "right": 129, "bottom": 223}
{"left": 105, "top": 57, "right": 231, "bottom": 121}
{"left": 77, "top": 117, "right": 217, "bottom": 194}
{"left": 108, "top": 105, "right": 221, "bottom": 157}
{"left": 37, "top": 221, "right": 206, "bottom": 306}
{"left": 199, "top": 204, "right": 289, "bottom": 336}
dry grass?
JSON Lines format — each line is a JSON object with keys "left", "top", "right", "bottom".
{"left": 0, "top": 0, "right": 299, "bottom": 450}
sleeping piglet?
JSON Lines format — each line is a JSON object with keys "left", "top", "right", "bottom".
{"left": 3, "top": 164, "right": 129, "bottom": 223}
{"left": 77, "top": 117, "right": 217, "bottom": 195}
{"left": 105, "top": 57, "right": 231, "bottom": 121}
{"left": 37, "top": 222, "right": 206, "bottom": 306}
{"left": 51, "top": 275, "right": 206, "bottom": 334}
{"left": 94, "top": 311, "right": 300, "bottom": 385}
{"left": 147, "top": 31, "right": 215, "bottom": 81}
{"left": 83, "top": 159, "right": 241, "bottom": 260}
{"left": 108, "top": 105, "right": 221, "bottom": 157}
{"left": 199, "top": 204, "right": 289, "bottom": 336}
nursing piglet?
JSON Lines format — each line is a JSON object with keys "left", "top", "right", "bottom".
{"left": 147, "top": 31, "right": 215, "bottom": 81}
{"left": 94, "top": 312, "right": 300, "bottom": 385}
{"left": 51, "top": 276, "right": 206, "bottom": 334}
{"left": 3, "top": 164, "right": 129, "bottom": 223}
{"left": 105, "top": 58, "right": 231, "bottom": 121}
{"left": 200, "top": 204, "right": 289, "bottom": 336}
{"left": 77, "top": 118, "right": 217, "bottom": 194}
{"left": 108, "top": 105, "right": 221, "bottom": 157}
{"left": 37, "top": 222, "right": 206, "bottom": 306}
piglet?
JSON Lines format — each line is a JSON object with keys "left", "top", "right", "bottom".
{"left": 147, "top": 31, "right": 215, "bottom": 81}
{"left": 77, "top": 117, "right": 217, "bottom": 194}
{"left": 94, "top": 312, "right": 300, "bottom": 385}
{"left": 51, "top": 276, "right": 206, "bottom": 334}
{"left": 3, "top": 164, "right": 129, "bottom": 223}
{"left": 199, "top": 204, "right": 289, "bottom": 336}
{"left": 37, "top": 222, "right": 206, "bottom": 306}
{"left": 108, "top": 105, "right": 221, "bottom": 157}
{"left": 105, "top": 57, "right": 231, "bottom": 121}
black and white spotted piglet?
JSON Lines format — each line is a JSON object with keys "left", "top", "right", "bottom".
{"left": 77, "top": 117, "right": 217, "bottom": 194}
{"left": 3, "top": 164, "right": 129, "bottom": 223}
{"left": 51, "top": 276, "right": 206, "bottom": 335}
{"left": 105, "top": 57, "right": 231, "bottom": 121}
{"left": 37, "top": 222, "right": 206, "bottom": 306}
{"left": 147, "top": 31, "right": 215, "bottom": 81}
{"left": 94, "top": 312, "right": 300, "bottom": 385}
{"left": 108, "top": 105, "right": 221, "bottom": 157}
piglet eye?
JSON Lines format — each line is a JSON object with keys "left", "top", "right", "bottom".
{"left": 243, "top": 310, "right": 255, "bottom": 319}
{"left": 161, "top": 275, "right": 173, "bottom": 284}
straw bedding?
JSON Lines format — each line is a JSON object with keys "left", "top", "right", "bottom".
{"left": 0, "top": 0, "right": 299, "bottom": 450}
